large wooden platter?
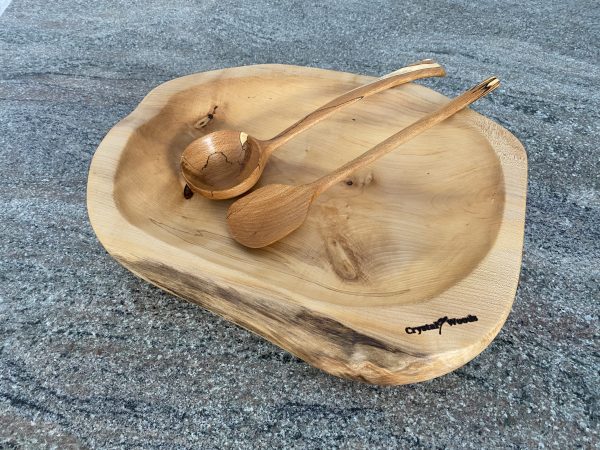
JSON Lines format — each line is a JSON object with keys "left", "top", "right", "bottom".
{"left": 87, "top": 65, "right": 527, "bottom": 384}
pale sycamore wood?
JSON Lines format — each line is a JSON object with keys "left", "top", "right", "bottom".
{"left": 180, "top": 60, "right": 445, "bottom": 199}
{"left": 228, "top": 77, "right": 500, "bottom": 248}
{"left": 87, "top": 64, "right": 527, "bottom": 385}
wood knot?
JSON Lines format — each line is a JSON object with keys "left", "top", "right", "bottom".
{"left": 324, "top": 235, "right": 364, "bottom": 281}
{"left": 183, "top": 184, "right": 194, "bottom": 199}
{"left": 193, "top": 105, "right": 218, "bottom": 129}
{"left": 345, "top": 171, "right": 374, "bottom": 188}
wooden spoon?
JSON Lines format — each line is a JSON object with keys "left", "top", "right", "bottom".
{"left": 227, "top": 76, "right": 500, "bottom": 248}
{"left": 180, "top": 60, "right": 445, "bottom": 199}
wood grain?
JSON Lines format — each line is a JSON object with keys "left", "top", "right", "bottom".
{"left": 87, "top": 64, "right": 527, "bottom": 384}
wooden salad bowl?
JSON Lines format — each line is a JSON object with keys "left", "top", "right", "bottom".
{"left": 87, "top": 65, "right": 527, "bottom": 385}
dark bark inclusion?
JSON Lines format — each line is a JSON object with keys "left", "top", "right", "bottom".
{"left": 119, "top": 259, "right": 424, "bottom": 368}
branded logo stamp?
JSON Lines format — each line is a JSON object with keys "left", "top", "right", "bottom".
{"left": 405, "top": 315, "right": 478, "bottom": 335}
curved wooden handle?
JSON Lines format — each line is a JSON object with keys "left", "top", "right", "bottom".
{"left": 312, "top": 77, "right": 501, "bottom": 196}
{"left": 262, "top": 59, "right": 446, "bottom": 155}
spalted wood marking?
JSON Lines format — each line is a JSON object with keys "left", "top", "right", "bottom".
{"left": 88, "top": 65, "right": 527, "bottom": 384}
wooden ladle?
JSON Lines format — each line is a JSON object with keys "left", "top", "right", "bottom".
{"left": 227, "top": 76, "right": 500, "bottom": 248}
{"left": 180, "top": 60, "right": 445, "bottom": 199}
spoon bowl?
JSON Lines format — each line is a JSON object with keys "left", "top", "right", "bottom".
{"left": 227, "top": 184, "right": 317, "bottom": 248}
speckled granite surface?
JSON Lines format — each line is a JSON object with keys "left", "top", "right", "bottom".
{"left": 1, "top": 0, "right": 598, "bottom": 448}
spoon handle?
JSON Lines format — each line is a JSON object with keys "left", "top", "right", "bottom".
{"left": 262, "top": 59, "right": 446, "bottom": 155}
{"left": 312, "top": 77, "right": 500, "bottom": 196}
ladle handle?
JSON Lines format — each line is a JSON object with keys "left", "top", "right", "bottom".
{"left": 262, "top": 59, "right": 446, "bottom": 155}
{"left": 312, "top": 77, "right": 500, "bottom": 196}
